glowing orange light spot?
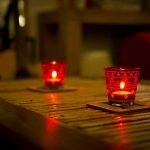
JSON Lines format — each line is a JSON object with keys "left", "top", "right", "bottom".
{"left": 52, "top": 71, "right": 57, "bottom": 78}
{"left": 119, "top": 123, "right": 123, "bottom": 126}
{"left": 52, "top": 61, "right": 57, "bottom": 64}
{"left": 120, "top": 81, "right": 125, "bottom": 89}
{"left": 115, "top": 116, "right": 122, "bottom": 120}
{"left": 113, "top": 91, "right": 131, "bottom": 95}
{"left": 46, "top": 93, "right": 60, "bottom": 104}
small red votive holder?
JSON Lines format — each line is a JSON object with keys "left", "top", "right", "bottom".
{"left": 104, "top": 67, "right": 140, "bottom": 106}
{"left": 41, "top": 61, "right": 66, "bottom": 88}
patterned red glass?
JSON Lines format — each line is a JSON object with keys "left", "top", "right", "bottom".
{"left": 104, "top": 67, "right": 140, "bottom": 106}
{"left": 41, "top": 61, "right": 66, "bottom": 88}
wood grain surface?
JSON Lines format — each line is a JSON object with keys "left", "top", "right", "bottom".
{"left": 0, "top": 78, "right": 150, "bottom": 150}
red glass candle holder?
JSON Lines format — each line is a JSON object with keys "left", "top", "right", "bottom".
{"left": 104, "top": 67, "right": 140, "bottom": 106}
{"left": 41, "top": 61, "right": 66, "bottom": 88}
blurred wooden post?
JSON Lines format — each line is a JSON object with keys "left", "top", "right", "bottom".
{"left": 58, "top": 0, "right": 82, "bottom": 75}
{"left": 14, "top": 0, "right": 27, "bottom": 69}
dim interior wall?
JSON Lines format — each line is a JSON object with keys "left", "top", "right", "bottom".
{"left": 82, "top": 25, "right": 114, "bottom": 51}
{"left": 0, "top": 0, "right": 10, "bottom": 27}
{"left": 26, "top": 0, "right": 59, "bottom": 61}
{"left": 80, "top": 25, "right": 114, "bottom": 78}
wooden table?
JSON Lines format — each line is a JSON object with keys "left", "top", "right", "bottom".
{"left": 0, "top": 78, "right": 150, "bottom": 150}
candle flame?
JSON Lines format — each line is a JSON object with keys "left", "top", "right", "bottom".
{"left": 120, "top": 81, "right": 125, "bottom": 89}
{"left": 52, "top": 61, "right": 57, "bottom": 64}
{"left": 52, "top": 71, "right": 57, "bottom": 78}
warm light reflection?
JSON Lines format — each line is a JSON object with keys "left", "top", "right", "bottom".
{"left": 19, "top": 15, "right": 26, "bottom": 27}
{"left": 47, "top": 117, "right": 57, "bottom": 130}
{"left": 45, "top": 94, "right": 61, "bottom": 119}
{"left": 115, "top": 116, "right": 123, "bottom": 121}
{"left": 46, "top": 93, "right": 60, "bottom": 105}
{"left": 115, "top": 116, "right": 127, "bottom": 135}
{"left": 120, "top": 81, "right": 125, "bottom": 89}
{"left": 114, "top": 116, "right": 128, "bottom": 138}
{"left": 52, "top": 71, "right": 57, "bottom": 79}
{"left": 113, "top": 117, "right": 131, "bottom": 150}
{"left": 115, "top": 116, "right": 128, "bottom": 122}
{"left": 118, "top": 123, "right": 124, "bottom": 127}
{"left": 43, "top": 117, "right": 58, "bottom": 146}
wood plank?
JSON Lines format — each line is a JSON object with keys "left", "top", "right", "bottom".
{"left": 0, "top": 97, "right": 112, "bottom": 150}
{"left": 0, "top": 78, "right": 150, "bottom": 149}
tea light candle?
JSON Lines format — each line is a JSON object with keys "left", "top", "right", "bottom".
{"left": 111, "top": 81, "right": 133, "bottom": 100}
{"left": 41, "top": 61, "right": 66, "bottom": 88}
{"left": 47, "top": 70, "right": 60, "bottom": 82}
{"left": 104, "top": 67, "right": 140, "bottom": 106}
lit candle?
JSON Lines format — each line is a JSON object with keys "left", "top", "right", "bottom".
{"left": 120, "top": 81, "right": 125, "bottom": 89}
{"left": 104, "top": 67, "right": 140, "bottom": 106}
{"left": 41, "top": 61, "right": 66, "bottom": 88}
{"left": 48, "top": 70, "right": 61, "bottom": 83}
{"left": 111, "top": 81, "right": 133, "bottom": 100}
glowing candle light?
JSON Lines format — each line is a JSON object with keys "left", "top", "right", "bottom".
{"left": 104, "top": 67, "right": 140, "bottom": 106}
{"left": 120, "top": 81, "right": 125, "bottom": 89}
{"left": 41, "top": 61, "right": 66, "bottom": 88}
{"left": 52, "top": 70, "right": 57, "bottom": 79}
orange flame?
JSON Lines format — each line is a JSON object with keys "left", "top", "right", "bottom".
{"left": 120, "top": 81, "right": 125, "bottom": 89}
{"left": 52, "top": 61, "right": 57, "bottom": 64}
{"left": 52, "top": 70, "right": 57, "bottom": 78}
